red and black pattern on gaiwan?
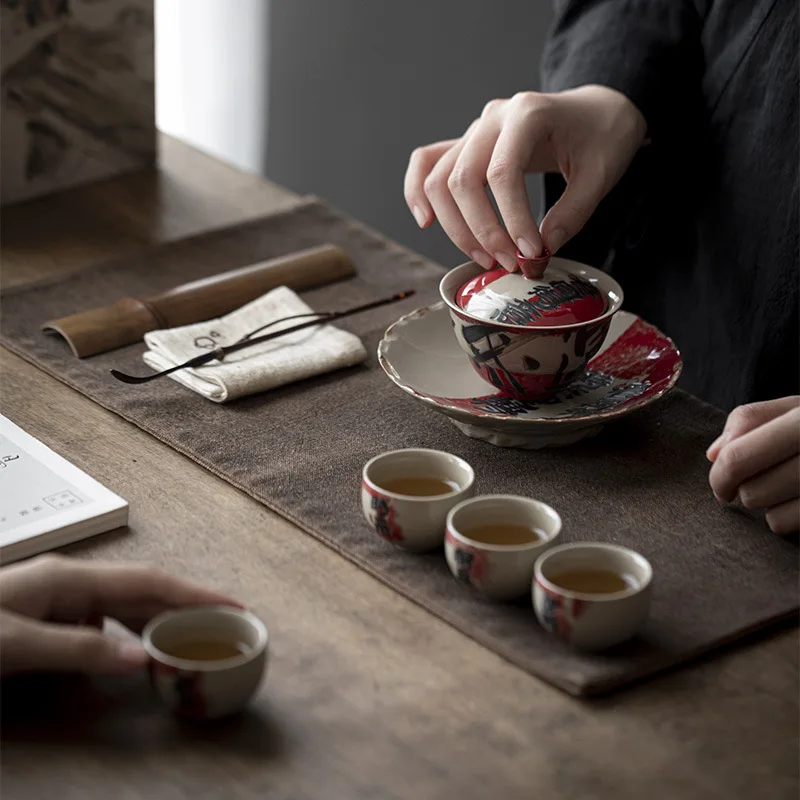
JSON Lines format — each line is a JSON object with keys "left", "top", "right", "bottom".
{"left": 469, "top": 354, "right": 586, "bottom": 400}
{"left": 362, "top": 480, "right": 403, "bottom": 542}
{"left": 456, "top": 310, "right": 610, "bottom": 401}
{"left": 455, "top": 268, "right": 507, "bottom": 309}
{"left": 493, "top": 275, "right": 605, "bottom": 327}
{"left": 456, "top": 268, "right": 606, "bottom": 327}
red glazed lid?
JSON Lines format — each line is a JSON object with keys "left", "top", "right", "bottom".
{"left": 456, "top": 252, "right": 607, "bottom": 327}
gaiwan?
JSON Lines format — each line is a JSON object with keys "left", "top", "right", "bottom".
{"left": 439, "top": 257, "right": 624, "bottom": 401}
{"left": 456, "top": 265, "right": 607, "bottom": 327}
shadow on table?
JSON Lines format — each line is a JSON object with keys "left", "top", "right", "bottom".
{"left": 0, "top": 670, "right": 287, "bottom": 760}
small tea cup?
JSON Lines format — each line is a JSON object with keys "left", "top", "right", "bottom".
{"left": 444, "top": 495, "right": 561, "bottom": 601}
{"left": 361, "top": 448, "right": 475, "bottom": 552}
{"left": 143, "top": 605, "right": 268, "bottom": 719}
{"left": 533, "top": 542, "right": 653, "bottom": 651}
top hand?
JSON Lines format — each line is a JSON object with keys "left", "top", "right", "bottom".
{"left": 404, "top": 85, "right": 646, "bottom": 277}
{"left": 707, "top": 397, "right": 800, "bottom": 534}
{"left": 0, "top": 555, "right": 241, "bottom": 676}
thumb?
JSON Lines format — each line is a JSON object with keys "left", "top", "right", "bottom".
{"left": 707, "top": 397, "right": 800, "bottom": 462}
{"left": 539, "top": 163, "right": 607, "bottom": 255}
{"left": 2, "top": 612, "right": 148, "bottom": 676}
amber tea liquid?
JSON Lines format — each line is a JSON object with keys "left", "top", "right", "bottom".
{"left": 164, "top": 640, "right": 250, "bottom": 661}
{"left": 463, "top": 524, "right": 545, "bottom": 546}
{"left": 548, "top": 569, "right": 634, "bottom": 594}
{"left": 379, "top": 476, "right": 458, "bottom": 496}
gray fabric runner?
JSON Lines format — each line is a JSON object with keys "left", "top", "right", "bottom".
{"left": 2, "top": 197, "right": 797, "bottom": 695}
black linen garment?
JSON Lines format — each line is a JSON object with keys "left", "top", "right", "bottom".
{"left": 541, "top": 0, "right": 799, "bottom": 411}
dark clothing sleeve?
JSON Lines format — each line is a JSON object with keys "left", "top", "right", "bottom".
{"left": 541, "top": 0, "right": 707, "bottom": 139}
{"left": 538, "top": 0, "right": 799, "bottom": 411}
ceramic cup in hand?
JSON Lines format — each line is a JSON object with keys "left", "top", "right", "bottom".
{"left": 143, "top": 605, "right": 268, "bottom": 719}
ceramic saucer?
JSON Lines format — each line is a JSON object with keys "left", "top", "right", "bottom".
{"left": 378, "top": 302, "right": 682, "bottom": 449}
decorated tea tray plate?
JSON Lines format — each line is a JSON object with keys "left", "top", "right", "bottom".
{"left": 378, "top": 302, "right": 682, "bottom": 449}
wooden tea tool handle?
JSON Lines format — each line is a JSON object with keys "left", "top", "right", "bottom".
{"left": 148, "top": 245, "right": 353, "bottom": 328}
{"left": 42, "top": 244, "right": 356, "bottom": 358}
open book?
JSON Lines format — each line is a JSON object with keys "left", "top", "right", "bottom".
{"left": 0, "top": 416, "right": 128, "bottom": 563}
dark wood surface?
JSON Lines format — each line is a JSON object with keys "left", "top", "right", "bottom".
{"left": 1, "top": 136, "right": 797, "bottom": 800}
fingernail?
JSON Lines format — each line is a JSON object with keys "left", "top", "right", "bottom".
{"left": 116, "top": 640, "right": 148, "bottom": 667}
{"left": 546, "top": 228, "right": 567, "bottom": 254}
{"left": 412, "top": 205, "right": 427, "bottom": 228}
{"left": 470, "top": 249, "right": 495, "bottom": 270}
{"left": 516, "top": 237, "right": 539, "bottom": 258}
{"left": 494, "top": 251, "right": 517, "bottom": 272}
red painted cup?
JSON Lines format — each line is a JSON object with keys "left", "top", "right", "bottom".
{"left": 143, "top": 606, "right": 268, "bottom": 719}
{"left": 361, "top": 448, "right": 475, "bottom": 552}
{"left": 444, "top": 495, "right": 561, "bottom": 601}
{"left": 533, "top": 543, "right": 653, "bottom": 650}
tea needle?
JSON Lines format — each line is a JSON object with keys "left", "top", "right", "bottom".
{"left": 110, "top": 290, "right": 416, "bottom": 385}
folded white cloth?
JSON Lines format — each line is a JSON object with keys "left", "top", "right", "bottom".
{"left": 142, "top": 286, "right": 367, "bottom": 402}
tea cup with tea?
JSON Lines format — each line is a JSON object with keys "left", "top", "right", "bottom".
{"left": 143, "top": 605, "right": 268, "bottom": 719}
{"left": 444, "top": 495, "right": 561, "bottom": 601}
{"left": 532, "top": 542, "right": 653, "bottom": 651}
{"left": 361, "top": 448, "right": 475, "bottom": 552}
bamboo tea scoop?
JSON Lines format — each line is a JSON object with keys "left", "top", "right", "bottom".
{"left": 110, "top": 290, "right": 416, "bottom": 385}
{"left": 43, "top": 244, "right": 356, "bottom": 358}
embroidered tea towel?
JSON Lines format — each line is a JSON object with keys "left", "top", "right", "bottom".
{"left": 142, "top": 286, "right": 367, "bottom": 402}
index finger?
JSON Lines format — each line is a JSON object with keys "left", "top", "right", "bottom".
{"left": 707, "top": 396, "right": 800, "bottom": 461}
{"left": 449, "top": 121, "right": 521, "bottom": 271}
{"left": 1, "top": 556, "right": 240, "bottom": 622}
{"left": 487, "top": 112, "right": 548, "bottom": 261}
{"left": 709, "top": 408, "right": 800, "bottom": 502}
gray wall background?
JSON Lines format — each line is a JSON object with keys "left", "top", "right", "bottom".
{"left": 266, "top": 1, "right": 554, "bottom": 268}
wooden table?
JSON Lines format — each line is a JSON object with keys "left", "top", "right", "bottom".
{"left": 1, "top": 136, "right": 797, "bottom": 800}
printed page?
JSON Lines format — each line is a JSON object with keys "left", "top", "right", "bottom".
{"left": 0, "top": 416, "right": 127, "bottom": 551}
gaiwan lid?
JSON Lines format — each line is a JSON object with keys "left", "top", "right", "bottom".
{"left": 456, "top": 259, "right": 607, "bottom": 327}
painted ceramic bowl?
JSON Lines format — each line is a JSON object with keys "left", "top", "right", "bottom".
{"left": 440, "top": 259, "right": 623, "bottom": 400}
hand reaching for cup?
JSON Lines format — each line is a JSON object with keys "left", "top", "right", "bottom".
{"left": 404, "top": 85, "right": 646, "bottom": 277}
{"left": 707, "top": 397, "right": 800, "bottom": 534}
{"left": 0, "top": 555, "right": 240, "bottom": 676}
